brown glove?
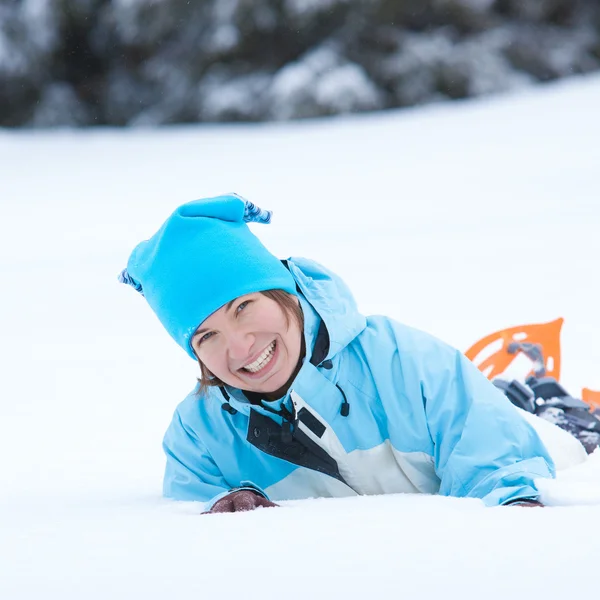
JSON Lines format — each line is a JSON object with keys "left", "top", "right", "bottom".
{"left": 203, "top": 489, "right": 279, "bottom": 514}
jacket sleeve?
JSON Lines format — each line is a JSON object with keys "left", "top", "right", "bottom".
{"left": 412, "top": 330, "right": 556, "bottom": 507}
{"left": 162, "top": 408, "right": 268, "bottom": 508}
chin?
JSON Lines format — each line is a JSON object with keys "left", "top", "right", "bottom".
{"left": 254, "top": 370, "right": 293, "bottom": 395}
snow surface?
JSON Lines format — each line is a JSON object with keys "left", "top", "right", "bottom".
{"left": 1, "top": 74, "right": 600, "bottom": 599}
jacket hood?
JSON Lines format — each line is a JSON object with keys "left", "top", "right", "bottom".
{"left": 285, "top": 256, "right": 367, "bottom": 361}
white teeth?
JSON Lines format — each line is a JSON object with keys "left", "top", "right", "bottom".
{"left": 242, "top": 342, "right": 276, "bottom": 373}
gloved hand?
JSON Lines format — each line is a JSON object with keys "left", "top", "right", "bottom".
{"left": 505, "top": 499, "right": 544, "bottom": 507}
{"left": 203, "top": 489, "right": 279, "bottom": 514}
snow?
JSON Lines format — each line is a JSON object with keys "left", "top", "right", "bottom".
{"left": 1, "top": 74, "right": 600, "bottom": 598}
{"left": 268, "top": 45, "right": 381, "bottom": 119}
{"left": 284, "top": 0, "right": 349, "bottom": 19}
{"left": 314, "top": 63, "right": 381, "bottom": 113}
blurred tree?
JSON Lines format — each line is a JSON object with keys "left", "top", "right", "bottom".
{"left": 0, "top": 0, "right": 598, "bottom": 127}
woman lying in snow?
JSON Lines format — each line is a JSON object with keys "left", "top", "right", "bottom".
{"left": 119, "top": 194, "right": 588, "bottom": 512}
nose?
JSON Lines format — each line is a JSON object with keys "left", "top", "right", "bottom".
{"left": 227, "top": 331, "right": 255, "bottom": 362}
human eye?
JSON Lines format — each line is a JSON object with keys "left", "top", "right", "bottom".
{"left": 197, "top": 331, "right": 215, "bottom": 345}
{"left": 236, "top": 300, "right": 251, "bottom": 314}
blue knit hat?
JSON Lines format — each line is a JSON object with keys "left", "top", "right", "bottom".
{"left": 119, "top": 194, "right": 297, "bottom": 359}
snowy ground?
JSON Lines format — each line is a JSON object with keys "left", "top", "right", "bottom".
{"left": 1, "top": 76, "right": 600, "bottom": 599}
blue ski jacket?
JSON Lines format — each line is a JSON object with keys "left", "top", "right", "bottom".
{"left": 162, "top": 257, "right": 556, "bottom": 508}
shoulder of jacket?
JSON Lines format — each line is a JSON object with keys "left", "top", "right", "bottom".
{"left": 361, "top": 315, "right": 459, "bottom": 362}
{"left": 174, "top": 384, "right": 220, "bottom": 423}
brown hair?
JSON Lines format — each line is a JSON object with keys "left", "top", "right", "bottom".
{"left": 195, "top": 289, "right": 304, "bottom": 397}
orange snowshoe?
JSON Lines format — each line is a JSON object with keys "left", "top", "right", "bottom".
{"left": 465, "top": 319, "right": 600, "bottom": 453}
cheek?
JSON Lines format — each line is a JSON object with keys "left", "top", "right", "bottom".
{"left": 273, "top": 308, "right": 293, "bottom": 332}
{"left": 197, "top": 344, "right": 226, "bottom": 376}
{"left": 250, "top": 309, "right": 286, "bottom": 334}
{"left": 280, "top": 317, "right": 302, "bottom": 354}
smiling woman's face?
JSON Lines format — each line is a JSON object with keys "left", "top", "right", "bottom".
{"left": 191, "top": 292, "right": 303, "bottom": 395}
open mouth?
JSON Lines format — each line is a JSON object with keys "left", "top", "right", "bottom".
{"left": 240, "top": 341, "right": 277, "bottom": 374}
